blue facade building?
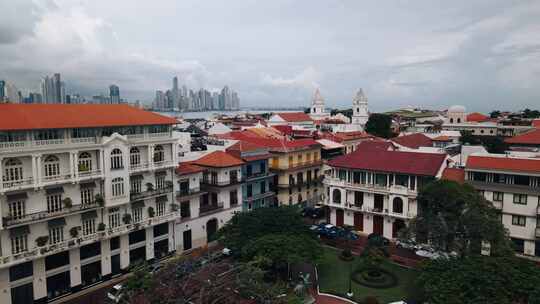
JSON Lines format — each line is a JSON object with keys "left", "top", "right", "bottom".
{"left": 227, "top": 141, "right": 276, "bottom": 210}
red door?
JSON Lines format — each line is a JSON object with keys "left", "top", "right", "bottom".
{"left": 335, "top": 209, "right": 344, "bottom": 227}
{"left": 354, "top": 212, "right": 363, "bottom": 231}
{"left": 373, "top": 215, "right": 384, "bottom": 235}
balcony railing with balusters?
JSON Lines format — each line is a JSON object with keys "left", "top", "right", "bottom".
{"left": 130, "top": 184, "right": 173, "bottom": 201}
{"left": 0, "top": 210, "right": 179, "bottom": 268}
{"left": 3, "top": 203, "right": 103, "bottom": 227}
{"left": 199, "top": 202, "right": 224, "bottom": 215}
{"left": 0, "top": 137, "right": 99, "bottom": 151}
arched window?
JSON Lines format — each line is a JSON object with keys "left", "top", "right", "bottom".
{"left": 450, "top": 118, "right": 454, "bottom": 123}
{"left": 44, "top": 155, "right": 60, "bottom": 177}
{"left": 130, "top": 147, "right": 140, "bottom": 166}
{"left": 457, "top": 118, "right": 461, "bottom": 123}
{"left": 154, "top": 145, "right": 164, "bottom": 163}
{"left": 112, "top": 177, "right": 124, "bottom": 197}
{"left": 78, "top": 152, "right": 92, "bottom": 172}
{"left": 332, "top": 189, "right": 341, "bottom": 204}
{"left": 393, "top": 197, "right": 403, "bottom": 214}
{"left": 4, "top": 158, "right": 23, "bottom": 181}
{"left": 110, "top": 149, "right": 123, "bottom": 170}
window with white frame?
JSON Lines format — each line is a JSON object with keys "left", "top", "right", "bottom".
{"left": 133, "top": 207, "right": 143, "bottom": 222}
{"left": 112, "top": 178, "right": 124, "bottom": 197}
{"left": 156, "top": 175, "right": 166, "bottom": 189}
{"left": 47, "top": 194, "right": 63, "bottom": 213}
{"left": 81, "top": 188, "right": 94, "bottom": 206}
{"left": 513, "top": 194, "right": 527, "bottom": 205}
{"left": 82, "top": 218, "right": 96, "bottom": 236}
{"left": 108, "top": 208, "right": 121, "bottom": 228}
{"left": 110, "top": 149, "right": 123, "bottom": 170}
{"left": 78, "top": 152, "right": 92, "bottom": 172}
{"left": 11, "top": 235, "right": 28, "bottom": 254}
{"left": 130, "top": 147, "right": 141, "bottom": 167}
{"left": 9, "top": 200, "right": 26, "bottom": 220}
{"left": 512, "top": 215, "right": 526, "bottom": 227}
{"left": 493, "top": 192, "right": 504, "bottom": 202}
{"left": 49, "top": 227, "right": 64, "bottom": 244}
{"left": 44, "top": 155, "right": 60, "bottom": 177}
{"left": 4, "top": 158, "right": 23, "bottom": 182}
{"left": 156, "top": 201, "right": 166, "bottom": 216}
{"left": 130, "top": 179, "right": 142, "bottom": 194}
{"left": 153, "top": 145, "right": 164, "bottom": 163}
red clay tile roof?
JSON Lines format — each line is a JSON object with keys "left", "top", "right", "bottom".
{"left": 356, "top": 140, "right": 396, "bottom": 152}
{"left": 275, "top": 112, "right": 313, "bottom": 122}
{"left": 176, "top": 162, "right": 205, "bottom": 176}
{"left": 0, "top": 104, "right": 178, "bottom": 131}
{"left": 505, "top": 129, "right": 540, "bottom": 145}
{"left": 221, "top": 131, "right": 321, "bottom": 152}
{"left": 442, "top": 168, "right": 465, "bottom": 184}
{"left": 272, "top": 125, "right": 293, "bottom": 135}
{"left": 335, "top": 131, "right": 373, "bottom": 141}
{"left": 532, "top": 119, "right": 540, "bottom": 129}
{"left": 466, "top": 155, "right": 540, "bottom": 174}
{"left": 329, "top": 150, "right": 446, "bottom": 176}
{"left": 193, "top": 151, "right": 244, "bottom": 168}
{"left": 391, "top": 133, "right": 433, "bottom": 149}
{"left": 467, "top": 112, "right": 489, "bottom": 122}
{"left": 226, "top": 140, "right": 265, "bottom": 153}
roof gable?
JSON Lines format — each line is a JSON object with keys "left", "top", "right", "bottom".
{"left": 275, "top": 112, "right": 313, "bottom": 122}
{"left": 466, "top": 155, "right": 540, "bottom": 174}
{"left": 193, "top": 151, "right": 244, "bottom": 168}
{"left": 505, "top": 129, "right": 540, "bottom": 145}
{"left": 391, "top": 133, "right": 433, "bottom": 149}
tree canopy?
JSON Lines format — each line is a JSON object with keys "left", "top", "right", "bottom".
{"left": 365, "top": 113, "right": 394, "bottom": 138}
{"left": 460, "top": 131, "right": 508, "bottom": 153}
{"left": 403, "top": 180, "right": 513, "bottom": 257}
{"left": 416, "top": 256, "right": 540, "bottom": 304}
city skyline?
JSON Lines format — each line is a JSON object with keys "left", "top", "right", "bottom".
{"left": 0, "top": 1, "right": 539, "bottom": 112}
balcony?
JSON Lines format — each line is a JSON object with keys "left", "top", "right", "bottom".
{"left": 245, "top": 172, "right": 275, "bottom": 181}
{"left": 40, "top": 174, "right": 73, "bottom": 187}
{"left": 129, "top": 162, "right": 150, "bottom": 173}
{"left": 126, "top": 132, "right": 170, "bottom": 142}
{"left": 154, "top": 160, "right": 176, "bottom": 169}
{"left": 2, "top": 177, "right": 34, "bottom": 192}
{"left": 3, "top": 203, "right": 102, "bottom": 227}
{"left": 0, "top": 137, "right": 99, "bottom": 152}
{"left": 202, "top": 178, "right": 243, "bottom": 188}
{"left": 245, "top": 191, "right": 275, "bottom": 202}
{"left": 77, "top": 169, "right": 102, "bottom": 181}
{"left": 199, "top": 202, "right": 224, "bottom": 215}
{"left": 0, "top": 211, "right": 178, "bottom": 268}
{"left": 273, "top": 160, "right": 323, "bottom": 171}
{"left": 130, "top": 185, "right": 173, "bottom": 201}
{"left": 176, "top": 188, "right": 204, "bottom": 199}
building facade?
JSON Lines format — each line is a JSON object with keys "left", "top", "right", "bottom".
{"left": 465, "top": 154, "right": 540, "bottom": 258}
{"left": 322, "top": 148, "right": 447, "bottom": 240}
{"left": 0, "top": 104, "right": 189, "bottom": 304}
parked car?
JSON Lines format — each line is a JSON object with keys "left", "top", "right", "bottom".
{"left": 107, "top": 284, "right": 124, "bottom": 303}
{"left": 396, "top": 239, "right": 417, "bottom": 250}
{"left": 367, "top": 233, "right": 390, "bottom": 247}
{"left": 302, "top": 204, "right": 325, "bottom": 219}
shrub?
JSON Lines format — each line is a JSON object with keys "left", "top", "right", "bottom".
{"left": 98, "top": 223, "right": 106, "bottom": 231}
{"left": 63, "top": 197, "right": 73, "bottom": 208}
{"left": 351, "top": 268, "right": 398, "bottom": 289}
{"left": 95, "top": 194, "right": 104, "bottom": 206}
{"left": 123, "top": 213, "right": 132, "bottom": 224}
{"left": 69, "top": 226, "right": 80, "bottom": 238}
{"left": 35, "top": 236, "right": 49, "bottom": 247}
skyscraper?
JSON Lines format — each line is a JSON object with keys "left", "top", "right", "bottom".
{"left": 172, "top": 76, "right": 179, "bottom": 109}
{"left": 109, "top": 84, "right": 120, "bottom": 104}
{"left": 0, "top": 80, "right": 5, "bottom": 102}
{"left": 5, "top": 83, "right": 20, "bottom": 103}
{"left": 41, "top": 73, "right": 66, "bottom": 103}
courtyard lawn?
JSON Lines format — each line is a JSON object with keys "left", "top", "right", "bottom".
{"left": 317, "top": 247, "right": 418, "bottom": 304}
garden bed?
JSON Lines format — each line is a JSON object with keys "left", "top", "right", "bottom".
{"left": 317, "top": 247, "right": 418, "bottom": 303}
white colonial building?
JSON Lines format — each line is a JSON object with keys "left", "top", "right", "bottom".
{"left": 0, "top": 104, "right": 239, "bottom": 304}
{"left": 322, "top": 144, "right": 447, "bottom": 240}
{"left": 309, "top": 88, "right": 330, "bottom": 121}
{"left": 465, "top": 153, "right": 540, "bottom": 258}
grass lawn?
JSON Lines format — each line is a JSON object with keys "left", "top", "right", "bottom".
{"left": 317, "top": 247, "right": 418, "bottom": 303}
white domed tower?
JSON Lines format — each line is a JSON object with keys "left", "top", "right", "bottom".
{"left": 310, "top": 88, "right": 330, "bottom": 120}
{"left": 447, "top": 105, "right": 466, "bottom": 124}
{"left": 352, "top": 88, "right": 369, "bottom": 127}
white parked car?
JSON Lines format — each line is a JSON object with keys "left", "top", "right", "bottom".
{"left": 107, "top": 284, "right": 124, "bottom": 303}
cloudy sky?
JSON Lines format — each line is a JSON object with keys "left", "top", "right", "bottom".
{"left": 1, "top": 0, "right": 539, "bottom": 112}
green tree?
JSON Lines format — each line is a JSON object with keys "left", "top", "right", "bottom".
{"left": 404, "top": 180, "right": 512, "bottom": 257}
{"left": 218, "top": 206, "right": 314, "bottom": 254}
{"left": 459, "top": 130, "right": 479, "bottom": 145}
{"left": 489, "top": 110, "right": 501, "bottom": 118}
{"left": 242, "top": 233, "right": 322, "bottom": 270}
{"left": 365, "top": 113, "right": 394, "bottom": 138}
{"left": 416, "top": 256, "right": 540, "bottom": 304}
